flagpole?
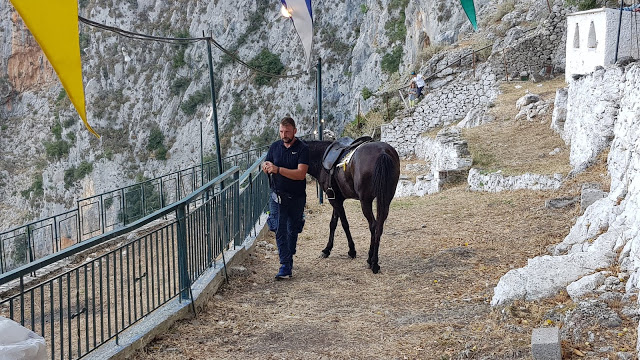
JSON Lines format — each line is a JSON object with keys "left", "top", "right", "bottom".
{"left": 316, "top": 57, "right": 323, "bottom": 204}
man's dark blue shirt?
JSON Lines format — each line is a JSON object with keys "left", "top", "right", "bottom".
{"left": 266, "top": 138, "right": 309, "bottom": 198}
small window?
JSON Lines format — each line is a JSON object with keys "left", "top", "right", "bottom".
{"left": 573, "top": 23, "right": 580, "bottom": 48}
{"left": 588, "top": 21, "right": 597, "bottom": 48}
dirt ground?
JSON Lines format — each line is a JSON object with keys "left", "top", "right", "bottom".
{"left": 132, "top": 183, "right": 634, "bottom": 359}
{"left": 132, "top": 79, "right": 636, "bottom": 359}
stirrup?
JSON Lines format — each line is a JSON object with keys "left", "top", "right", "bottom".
{"left": 326, "top": 187, "right": 336, "bottom": 200}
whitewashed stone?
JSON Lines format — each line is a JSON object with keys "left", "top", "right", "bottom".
{"left": 551, "top": 88, "right": 568, "bottom": 134}
{"left": 468, "top": 168, "right": 563, "bottom": 192}
{"left": 566, "top": 271, "right": 608, "bottom": 300}
{"left": 491, "top": 251, "right": 615, "bottom": 305}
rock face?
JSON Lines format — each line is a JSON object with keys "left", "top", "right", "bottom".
{"left": 0, "top": 0, "right": 498, "bottom": 230}
{"left": 382, "top": 0, "right": 569, "bottom": 158}
{"left": 490, "top": 62, "right": 640, "bottom": 333}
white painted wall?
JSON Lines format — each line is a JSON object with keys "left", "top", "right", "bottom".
{"left": 565, "top": 8, "right": 640, "bottom": 81}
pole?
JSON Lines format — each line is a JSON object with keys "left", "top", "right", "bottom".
{"left": 316, "top": 57, "right": 323, "bottom": 204}
{"left": 199, "top": 121, "right": 204, "bottom": 185}
{"left": 317, "top": 58, "right": 323, "bottom": 141}
{"left": 205, "top": 32, "right": 223, "bottom": 177}
{"left": 615, "top": 0, "right": 624, "bottom": 63}
{"left": 546, "top": 0, "right": 551, "bottom": 12}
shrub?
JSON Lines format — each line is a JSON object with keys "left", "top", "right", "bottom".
{"left": 180, "top": 88, "right": 211, "bottom": 115}
{"left": 247, "top": 49, "right": 284, "bottom": 86}
{"left": 170, "top": 77, "right": 190, "bottom": 95}
{"left": 21, "top": 174, "right": 44, "bottom": 199}
{"left": 44, "top": 140, "right": 70, "bottom": 160}
{"left": 51, "top": 122, "right": 63, "bottom": 140}
{"left": 171, "top": 30, "right": 190, "bottom": 69}
{"left": 361, "top": 87, "right": 373, "bottom": 100}
{"left": 385, "top": 17, "right": 407, "bottom": 43}
{"left": 147, "top": 127, "right": 168, "bottom": 160}
{"left": 64, "top": 161, "right": 93, "bottom": 188}
{"left": 251, "top": 127, "right": 277, "bottom": 149}
{"left": 381, "top": 46, "right": 403, "bottom": 74}
{"left": 79, "top": 32, "right": 90, "bottom": 55}
{"left": 360, "top": 4, "right": 368, "bottom": 13}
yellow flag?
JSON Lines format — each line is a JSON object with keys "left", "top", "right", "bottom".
{"left": 10, "top": 0, "right": 99, "bottom": 137}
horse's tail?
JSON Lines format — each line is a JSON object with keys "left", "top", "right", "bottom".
{"left": 372, "top": 153, "right": 398, "bottom": 213}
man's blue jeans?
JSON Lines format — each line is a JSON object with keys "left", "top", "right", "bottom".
{"left": 267, "top": 192, "right": 279, "bottom": 232}
{"left": 275, "top": 195, "right": 306, "bottom": 268}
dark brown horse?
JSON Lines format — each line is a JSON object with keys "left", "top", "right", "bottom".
{"left": 306, "top": 140, "right": 400, "bottom": 273}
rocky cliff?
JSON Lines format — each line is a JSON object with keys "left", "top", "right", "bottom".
{"left": 0, "top": 0, "right": 483, "bottom": 229}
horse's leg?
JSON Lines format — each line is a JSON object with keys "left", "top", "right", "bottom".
{"left": 334, "top": 200, "right": 356, "bottom": 258}
{"left": 369, "top": 201, "right": 390, "bottom": 274}
{"left": 320, "top": 206, "right": 340, "bottom": 258}
{"left": 359, "top": 199, "right": 376, "bottom": 269}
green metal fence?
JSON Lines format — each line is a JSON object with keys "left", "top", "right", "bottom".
{"left": 0, "top": 147, "right": 267, "bottom": 275}
{"left": 0, "top": 154, "right": 270, "bottom": 360}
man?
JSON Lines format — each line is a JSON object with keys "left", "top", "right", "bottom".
{"left": 262, "top": 117, "right": 309, "bottom": 279}
{"left": 412, "top": 71, "right": 425, "bottom": 98}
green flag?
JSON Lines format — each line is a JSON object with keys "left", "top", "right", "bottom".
{"left": 460, "top": 0, "right": 478, "bottom": 31}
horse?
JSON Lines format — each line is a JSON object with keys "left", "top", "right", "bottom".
{"left": 305, "top": 140, "right": 400, "bottom": 273}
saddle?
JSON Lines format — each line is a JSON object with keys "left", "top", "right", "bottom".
{"left": 321, "top": 136, "right": 373, "bottom": 199}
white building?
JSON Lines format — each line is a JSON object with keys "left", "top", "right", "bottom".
{"left": 565, "top": 8, "right": 640, "bottom": 81}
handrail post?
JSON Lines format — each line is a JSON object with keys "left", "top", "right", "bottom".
{"left": 233, "top": 171, "right": 241, "bottom": 247}
{"left": 176, "top": 204, "right": 190, "bottom": 300}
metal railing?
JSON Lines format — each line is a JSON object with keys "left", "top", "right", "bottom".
{"left": 0, "top": 153, "right": 270, "bottom": 360}
{"left": 0, "top": 147, "right": 267, "bottom": 274}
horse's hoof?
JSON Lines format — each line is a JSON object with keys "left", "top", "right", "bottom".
{"left": 320, "top": 251, "right": 330, "bottom": 258}
{"left": 371, "top": 264, "right": 380, "bottom": 274}
{"left": 348, "top": 250, "right": 356, "bottom": 259}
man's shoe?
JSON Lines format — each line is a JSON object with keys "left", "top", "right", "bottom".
{"left": 275, "top": 264, "right": 292, "bottom": 279}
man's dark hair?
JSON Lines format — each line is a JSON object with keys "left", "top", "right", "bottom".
{"left": 280, "top": 117, "right": 296, "bottom": 128}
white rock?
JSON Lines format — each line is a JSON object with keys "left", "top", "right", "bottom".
{"left": 566, "top": 271, "right": 608, "bottom": 300}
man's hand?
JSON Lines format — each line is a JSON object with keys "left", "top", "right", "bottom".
{"left": 262, "top": 161, "right": 278, "bottom": 174}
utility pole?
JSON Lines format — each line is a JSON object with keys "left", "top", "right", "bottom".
{"left": 205, "top": 32, "right": 223, "bottom": 177}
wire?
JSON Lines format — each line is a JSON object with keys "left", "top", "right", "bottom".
{"left": 78, "top": 16, "right": 308, "bottom": 79}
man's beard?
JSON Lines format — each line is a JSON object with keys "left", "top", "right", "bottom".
{"left": 282, "top": 136, "right": 293, "bottom": 143}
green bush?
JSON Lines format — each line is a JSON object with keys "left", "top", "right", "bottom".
{"left": 385, "top": 17, "right": 407, "bottom": 43}
{"left": 79, "top": 32, "right": 90, "bottom": 55}
{"left": 180, "top": 88, "right": 211, "bottom": 115}
{"left": 247, "top": 49, "right": 284, "bottom": 86}
{"left": 51, "top": 122, "right": 63, "bottom": 140}
{"left": 64, "top": 161, "right": 93, "bottom": 188}
{"left": 171, "top": 30, "right": 190, "bottom": 69}
{"left": 21, "top": 174, "right": 44, "bottom": 199}
{"left": 360, "top": 4, "right": 368, "bottom": 13}
{"left": 251, "top": 127, "right": 277, "bottom": 149}
{"left": 147, "top": 127, "right": 168, "bottom": 160}
{"left": 63, "top": 117, "right": 76, "bottom": 128}
{"left": 361, "top": 87, "right": 373, "bottom": 100}
{"left": 170, "top": 77, "right": 190, "bottom": 95}
{"left": 120, "top": 176, "right": 162, "bottom": 224}
{"left": 44, "top": 140, "right": 70, "bottom": 159}
{"left": 381, "top": 46, "right": 403, "bottom": 74}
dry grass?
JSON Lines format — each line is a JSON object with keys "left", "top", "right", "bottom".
{"left": 464, "top": 77, "right": 572, "bottom": 176}
{"left": 132, "top": 182, "right": 632, "bottom": 359}
{"left": 130, "top": 77, "right": 631, "bottom": 359}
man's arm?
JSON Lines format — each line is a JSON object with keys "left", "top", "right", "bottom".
{"left": 277, "top": 164, "right": 308, "bottom": 180}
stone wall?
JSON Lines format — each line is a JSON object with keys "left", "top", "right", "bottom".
{"left": 553, "top": 64, "right": 629, "bottom": 171}
{"left": 381, "top": 65, "right": 498, "bottom": 157}
{"left": 488, "top": 3, "right": 569, "bottom": 80}
{"left": 491, "top": 62, "right": 640, "bottom": 346}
